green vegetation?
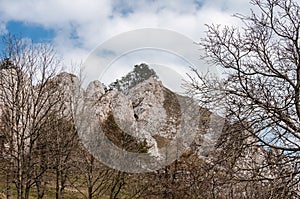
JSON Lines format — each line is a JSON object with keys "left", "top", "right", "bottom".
{"left": 109, "top": 63, "right": 158, "bottom": 91}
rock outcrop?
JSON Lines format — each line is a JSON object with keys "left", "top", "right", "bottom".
{"left": 81, "top": 77, "right": 191, "bottom": 158}
{"left": 72, "top": 74, "right": 218, "bottom": 162}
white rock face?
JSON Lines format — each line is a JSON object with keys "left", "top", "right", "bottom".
{"left": 77, "top": 77, "right": 187, "bottom": 158}
{"left": 86, "top": 80, "right": 105, "bottom": 100}
{"left": 56, "top": 74, "right": 204, "bottom": 159}
{"left": 54, "top": 72, "right": 82, "bottom": 118}
{"left": 111, "top": 92, "right": 136, "bottom": 137}
{"left": 127, "top": 78, "right": 168, "bottom": 137}
{"left": 55, "top": 72, "right": 81, "bottom": 97}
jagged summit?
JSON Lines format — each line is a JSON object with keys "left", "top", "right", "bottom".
{"left": 50, "top": 65, "right": 219, "bottom": 159}
{"left": 108, "top": 63, "right": 158, "bottom": 92}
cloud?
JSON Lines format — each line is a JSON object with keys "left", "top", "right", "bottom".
{"left": 0, "top": 0, "right": 111, "bottom": 25}
{"left": 0, "top": 0, "right": 251, "bottom": 87}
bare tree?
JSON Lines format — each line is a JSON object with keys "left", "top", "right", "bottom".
{"left": 0, "top": 35, "right": 63, "bottom": 199}
{"left": 185, "top": 0, "right": 300, "bottom": 197}
{"left": 67, "top": 145, "right": 116, "bottom": 199}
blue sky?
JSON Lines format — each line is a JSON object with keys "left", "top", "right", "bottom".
{"left": 0, "top": 0, "right": 251, "bottom": 90}
{"left": 6, "top": 21, "right": 55, "bottom": 43}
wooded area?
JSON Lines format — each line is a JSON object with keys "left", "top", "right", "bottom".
{"left": 0, "top": 0, "right": 299, "bottom": 198}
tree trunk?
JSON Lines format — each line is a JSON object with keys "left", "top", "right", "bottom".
{"left": 88, "top": 156, "right": 94, "bottom": 199}
{"left": 17, "top": 166, "right": 23, "bottom": 199}
{"left": 24, "top": 185, "right": 30, "bottom": 199}
{"left": 6, "top": 169, "right": 11, "bottom": 199}
{"left": 56, "top": 168, "right": 60, "bottom": 199}
{"left": 60, "top": 171, "right": 66, "bottom": 199}
{"left": 36, "top": 179, "right": 45, "bottom": 199}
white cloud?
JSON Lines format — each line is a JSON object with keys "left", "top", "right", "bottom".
{"left": 0, "top": 0, "right": 111, "bottom": 26}
{"left": 0, "top": 0, "right": 251, "bottom": 87}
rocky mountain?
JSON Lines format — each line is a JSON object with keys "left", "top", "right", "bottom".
{"left": 56, "top": 64, "right": 224, "bottom": 166}
{"left": 0, "top": 64, "right": 262, "bottom": 165}
{"left": 56, "top": 64, "right": 279, "bottom": 178}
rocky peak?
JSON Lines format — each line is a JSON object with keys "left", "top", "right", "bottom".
{"left": 86, "top": 80, "right": 105, "bottom": 100}
{"left": 58, "top": 66, "right": 218, "bottom": 160}
{"left": 80, "top": 75, "right": 199, "bottom": 159}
